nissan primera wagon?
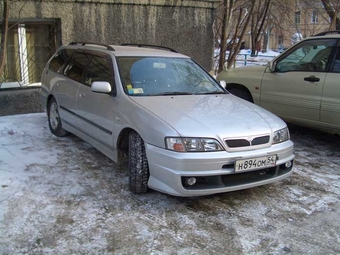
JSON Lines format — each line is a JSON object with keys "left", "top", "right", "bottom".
{"left": 40, "top": 42, "right": 294, "bottom": 196}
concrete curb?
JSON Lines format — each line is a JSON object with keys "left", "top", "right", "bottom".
{"left": 0, "top": 87, "right": 44, "bottom": 116}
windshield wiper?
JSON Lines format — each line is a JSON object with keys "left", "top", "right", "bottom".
{"left": 197, "top": 91, "right": 226, "bottom": 95}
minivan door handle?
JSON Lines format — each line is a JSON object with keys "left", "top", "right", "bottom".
{"left": 304, "top": 75, "right": 320, "bottom": 82}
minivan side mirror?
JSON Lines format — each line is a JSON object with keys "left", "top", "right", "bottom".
{"left": 219, "top": 80, "right": 227, "bottom": 88}
{"left": 268, "top": 60, "right": 276, "bottom": 73}
{"left": 91, "top": 81, "right": 111, "bottom": 93}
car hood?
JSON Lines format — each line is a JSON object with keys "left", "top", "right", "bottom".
{"left": 130, "top": 94, "right": 285, "bottom": 139}
{"left": 217, "top": 65, "right": 267, "bottom": 81}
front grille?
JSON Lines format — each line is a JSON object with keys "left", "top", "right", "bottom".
{"left": 252, "top": 135, "right": 270, "bottom": 145}
{"left": 225, "top": 135, "right": 270, "bottom": 148}
{"left": 225, "top": 139, "right": 250, "bottom": 148}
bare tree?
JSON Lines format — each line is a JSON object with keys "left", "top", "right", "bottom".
{"left": 320, "top": 0, "right": 340, "bottom": 29}
{"left": 214, "top": 0, "right": 340, "bottom": 73}
{"left": 215, "top": 0, "right": 255, "bottom": 72}
{"left": 225, "top": 1, "right": 254, "bottom": 70}
{"left": 269, "top": 0, "right": 319, "bottom": 48}
{"left": 250, "top": 0, "right": 271, "bottom": 56}
{"left": 217, "top": 0, "right": 235, "bottom": 73}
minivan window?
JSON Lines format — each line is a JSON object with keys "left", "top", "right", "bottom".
{"left": 49, "top": 49, "right": 75, "bottom": 73}
{"left": 63, "top": 53, "right": 91, "bottom": 83}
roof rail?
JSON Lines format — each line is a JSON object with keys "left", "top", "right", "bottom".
{"left": 313, "top": 30, "right": 340, "bottom": 36}
{"left": 68, "top": 42, "right": 115, "bottom": 51}
{"left": 121, "top": 43, "right": 178, "bottom": 53}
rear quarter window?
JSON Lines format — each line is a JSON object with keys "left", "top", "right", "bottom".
{"left": 63, "top": 53, "right": 91, "bottom": 83}
{"left": 49, "top": 49, "right": 75, "bottom": 73}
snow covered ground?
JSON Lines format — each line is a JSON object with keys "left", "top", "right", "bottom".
{"left": 0, "top": 113, "right": 339, "bottom": 254}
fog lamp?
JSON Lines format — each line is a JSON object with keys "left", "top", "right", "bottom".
{"left": 285, "top": 161, "right": 292, "bottom": 168}
{"left": 186, "top": 177, "right": 197, "bottom": 186}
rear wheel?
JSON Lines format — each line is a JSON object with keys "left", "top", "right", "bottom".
{"left": 128, "top": 131, "right": 149, "bottom": 193}
{"left": 228, "top": 87, "right": 253, "bottom": 103}
{"left": 48, "top": 98, "right": 69, "bottom": 137}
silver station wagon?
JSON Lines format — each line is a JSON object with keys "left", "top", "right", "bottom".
{"left": 40, "top": 42, "right": 294, "bottom": 196}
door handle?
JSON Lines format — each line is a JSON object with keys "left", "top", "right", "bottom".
{"left": 304, "top": 75, "right": 320, "bottom": 82}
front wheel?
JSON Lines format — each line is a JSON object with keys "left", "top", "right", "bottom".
{"left": 128, "top": 131, "right": 149, "bottom": 194}
{"left": 48, "top": 98, "right": 69, "bottom": 137}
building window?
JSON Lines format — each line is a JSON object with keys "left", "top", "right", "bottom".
{"left": 311, "top": 10, "right": 318, "bottom": 23}
{"left": 0, "top": 19, "right": 61, "bottom": 89}
{"left": 278, "top": 35, "right": 284, "bottom": 47}
{"left": 295, "top": 11, "right": 301, "bottom": 24}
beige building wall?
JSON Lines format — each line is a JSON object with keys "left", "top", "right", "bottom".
{"left": 271, "top": 1, "right": 331, "bottom": 49}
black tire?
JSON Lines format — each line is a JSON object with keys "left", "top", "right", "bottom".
{"left": 48, "top": 97, "right": 69, "bottom": 137}
{"left": 228, "top": 88, "right": 253, "bottom": 103}
{"left": 128, "top": 131, "right": 149, "bottom": 194}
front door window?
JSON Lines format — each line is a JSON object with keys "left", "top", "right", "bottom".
{"left": 275, "top": 39, "right": 336, "bottom": 72}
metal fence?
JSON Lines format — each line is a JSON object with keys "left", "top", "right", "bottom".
{"left": 232, "top": 53, "right": 277, "bottom": 68}
{"left": 213, "top": 51, "right": 279, "bottom": 73}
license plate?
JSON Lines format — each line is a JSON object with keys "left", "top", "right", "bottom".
{"left": 235, "top": 155, "right": 276, "bottom": 172}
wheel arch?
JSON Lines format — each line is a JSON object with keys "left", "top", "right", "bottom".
{"left": 116, "top": 127, "right": 134, "bottom": 166}
{"left": 226, "top": 83, "right": 254, "bottom": 103}
{"left": 46, "top": 94, "right": 55, "bottom": 114}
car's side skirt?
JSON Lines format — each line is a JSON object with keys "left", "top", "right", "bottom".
{"left": 62, "top": 120, "right": 118, "bottom": 163}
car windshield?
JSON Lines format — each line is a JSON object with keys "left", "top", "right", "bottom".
{"left": 117, "top": 57, "right": 225, "bottom": 96}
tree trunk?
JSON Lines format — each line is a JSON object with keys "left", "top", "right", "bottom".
{"left": 321, "top": 0, "right": 340, "bottom": 30}
{"left": 0, "top": 0, "right": 9, "bottom": 76}
{"left": 226, "top": 0, "right": 255, "bottom": 70}
{"left": 251, "top": 0, "right": 271, "bottom": 56}
{"left": 336, "top": 17, "right": 340, "bottom": 30}
{"left": 218, "top": 0, "right": 233, "bottom": 73}
{"left": 218, "top": 1, "right": 228, "bottom": 73}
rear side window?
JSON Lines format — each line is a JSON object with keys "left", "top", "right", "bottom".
{"left": 63, "top": 53, "right": 91, "bottom": 83}
{"left": 49, "top": 49, "right": 74, "bottom": 73}
{"left": 85, "top": 55, "right": 114, "bottom": 87}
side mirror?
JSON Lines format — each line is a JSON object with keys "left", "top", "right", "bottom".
{"left": 219, "top": 80, "right": 227, "bottom": 88}
{"left": 91, "top": 81, "right": 111, "bottom": 93}
{"left": 268, "top": 61, "right": 276, "bottom": 73}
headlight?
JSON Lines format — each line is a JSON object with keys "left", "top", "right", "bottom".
{"left": 273, "top": 127, "right": 290, "bottom": 144}
{"left": 165, "top": 137, "right": 223, "bottom": 152}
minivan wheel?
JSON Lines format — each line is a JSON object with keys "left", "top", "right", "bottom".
{"left": 128, "top": 131, "right": 149, "bottom": 194}
{"left": 228, "top": 88, "right": 253, "bottom": 103}
{"left": 48, "top": 98, "right": 69, "bottom": 137}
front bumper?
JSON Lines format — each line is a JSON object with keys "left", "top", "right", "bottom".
{"left": 145, "top": 141, "right": 294, "bottom": 196}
